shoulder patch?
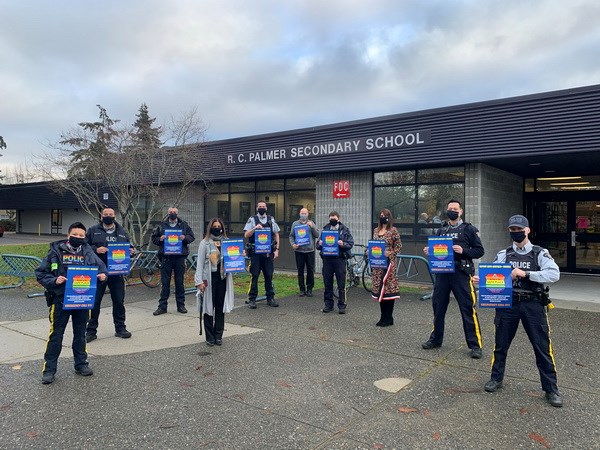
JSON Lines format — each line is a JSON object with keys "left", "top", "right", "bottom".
{"left": 246, "top": 218, "right": 253, "bottom": 224}
{"left": 542, "top": 252, "right": 554, "bottom": 260}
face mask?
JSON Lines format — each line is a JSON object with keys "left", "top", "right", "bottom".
{"left": 299, "top": 214, "right": 308, "bottom": 221}
{"left": 102, "top": 216, "right": 115, "bottom": 225}
{"left": 210, "top": 227, "right": 223, "bottom": 236}
{"left": 69, "top": 237, "right": 86, "bottom": 248}
{"left": 446, "top": 210, "right": 459, "bottom": 221}
{"left": 379, "top": 216, "right": 389, "bottom": 225}
{"left": 257, "top": 208, "right": 267, "bottom": 215}
{"left": 168, "top": 213, "right": 178, "bottom": 221}
{"left": 510, "top": 231, "right": 526, "bottom": 243}
{"left": 329, "top": 219, "right": 338, "bottom": 227}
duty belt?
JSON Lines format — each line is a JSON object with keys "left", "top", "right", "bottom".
{"left": 512, "top": 292, "right": 538, "bottom": 302}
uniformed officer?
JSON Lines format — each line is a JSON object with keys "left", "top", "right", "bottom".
{"left": 85, "top": 208, "right": 133, "bottom": 342}
{"left": 289, "top": 207, "right": 320, "bottom": 297}
{"left": 244, "top": 200, "right": 280, "bottom": 309}
{"left": 480, "top": 214, "right": 563, "bottom": 407}
{"left": 422, "top": 199, "right": 485, "bottom": 358}
{"left": 35, "top": 222, "right": 108, "bottom": 384}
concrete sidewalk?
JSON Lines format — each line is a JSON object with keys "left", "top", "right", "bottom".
{"left": 0, "top": 285, "right": 599, "bottom": 449}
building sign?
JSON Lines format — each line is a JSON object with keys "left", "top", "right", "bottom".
{"left": 333, "top": 180, "right": 350, "bottom": 198}
{"left": 225, "top": 129, "right": 431, "bottom": 165}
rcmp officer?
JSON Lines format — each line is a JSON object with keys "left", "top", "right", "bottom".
{"left": 85, "top": 208, "right": 133, "bottom": 342}
{"left": 244, "top": 200, "right": 280, "bottom": 309}
{"left": 481, "top": 215, "right": 563, "bottom": 407}
{"left": 35, "top": 222, "right": 108, "bottom": 384}
{"left": 422, "top": 199, "right": 485, "bottom": 358}
{"left": 289, "top": 207, "right": 320, "bottom": 297}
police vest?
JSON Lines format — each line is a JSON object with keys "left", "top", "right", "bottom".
{"left": 505, "top": 245, "right": 543, "bottom": 293}
{"left": 437, "top": 223, "right": 472, "bottom": 260}
{"left": 249, "top": 215, "right": 273, "bottom": 245}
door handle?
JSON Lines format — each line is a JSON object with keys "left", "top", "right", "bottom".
{"left": 571, "top": 231, "right": 576, "bottom": 247}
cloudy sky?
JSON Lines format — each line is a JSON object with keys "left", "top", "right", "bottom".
{"left": 1, "top": 0, "right": 599, "bottom": 179}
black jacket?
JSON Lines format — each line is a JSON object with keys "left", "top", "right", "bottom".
{"left": 35, "top": 240, "right": 109, "bottom": 301}
{"left": 316, "top": 222, "right": 354, "bottom": 259}
{"left": 86, "top": 221, "right": 132, "bottom": 264}
{"left": 151, "top": 218, "right": 195, "bottom": 257}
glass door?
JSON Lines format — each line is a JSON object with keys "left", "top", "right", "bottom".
{"left": 531, "top": 201, "right": 568, "bottom": 269}
{"left": 574, "top": 200, "right": 600, "bottom": 272}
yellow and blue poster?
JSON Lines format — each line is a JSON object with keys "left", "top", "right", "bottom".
{"left": 164, "top": 229, "right": 183, "bottom": 255}
{"left": 64, "top": 266, "right": 98, "bottom": 310}
{"left": 107, "top": 242, "right": 130, "bottom": 275}
{"left": 321, "top": 230, "right": 339, "bottom": 256}
{"left": 368, "top": 240, "right": 387, "bottom": 268}
{"left": 222, "top": 239, "right": 246, "bottom": 273}
{"left": 254, "top": 228, "right": 272, "bottom": 254}
{"left": 427, "top": 236, "right": 455, "bottom": 273}
{"left": 294, "top": 225, "right": 311, "bottom": 246}
{"left": 478, "top": 263, "right": 513, "bottom": 308}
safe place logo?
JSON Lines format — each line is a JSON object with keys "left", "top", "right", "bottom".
{"left": 227, "top": 245, "right": 241, "bottom": 259}
{"left": 167, "top": 234, "right": 179, "bottom": 244}
{"left": 111, "top": 249, "right": 127, "bottom": 263}
{"left": 371, "top": 245, "right": 383, "bottom": 258}
{"left": 432, "top": 243, "right": 449, "bottom": 260}
{"left": 297, "top": 228, "right": 307, "bottom": 238}
{"left": 72, "top": 275, "right": 92, "bottom": 294}
{"left": 485, "top": 273, "right": 506, "bottom": 293}
{"left": 325, "top": 235, "right": 336, "bottom": 245}
{"left": 257, "top": 233, "right": 269, "bottom": 244}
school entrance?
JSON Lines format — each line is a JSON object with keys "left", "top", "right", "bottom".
{"left": 526, "top": 178, "right": 600, "bottom": 274}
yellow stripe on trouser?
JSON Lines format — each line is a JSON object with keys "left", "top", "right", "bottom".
{"left": 85, "top": 309, "right": 91, "bottom": 353}
{"left": 42, "top": 304, "right": 56, "bottom": 373}
{"left": 247, "top": 262, "right": 253, "bottom": 295}
{"left": 545, "top": 308, "right": 557, "bottom": 372}
{"left": 468, "top": 276, "right": 483, "bottom": 348}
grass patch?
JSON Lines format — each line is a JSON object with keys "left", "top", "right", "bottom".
{"left": 0, "top": 243, "right": 49, "bottom": 258}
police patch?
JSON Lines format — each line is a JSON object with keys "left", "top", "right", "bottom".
{"left": 543, "top": 252, "right": 554, "bottom": 260}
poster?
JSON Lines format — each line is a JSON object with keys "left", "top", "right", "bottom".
{"left": 254, "top": 228, "right": 272, "bottom": 254}
{"left": 294, "top": 224, "right": 311, "bottom": 246}
{"left": 164, "top": 229, "right": 183, "bottom": 255}
{"left": 368, "top": 240, "right": 388, "bottom": 268}
{"left": 106, "top": 242, "right": 130, "bottom": 275}
{"left": 478, "top": 263, "right": 513, "bottom": 308}
{"left": 63, "top": 266, "right": 98, "bottom": 310}
{"left": 222, "top": 239, "right": 246, "bottom": 273}
{"left": 321, "top": 230, "right": 339, "bottom": 256}
{"left": 427, "top": 236, "right": 455, "bottom": 273}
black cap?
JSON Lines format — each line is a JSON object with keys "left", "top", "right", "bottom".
{"left": 508, "top": 215, "right": 529, "bottom": 228}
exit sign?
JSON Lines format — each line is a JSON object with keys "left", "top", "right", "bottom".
{"left": 333, "top": 180, "right": 350, "bottom": 198}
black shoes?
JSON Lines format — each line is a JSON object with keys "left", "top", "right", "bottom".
{"left": 470, "top": 348, "right": 483, "bottom": 359}
{"left": 85, "top": 333, "right": 97, "bottom": 343}
{"left": 206, "top": 340, "right": 215, "bottom": 347}
{"left": 546, "top": 392, "right": 564, "bottom": 407}
{"left": 484, "top": 379, "right": 503, "bottom": 392}
{"left": 75, "top": 365, "right": 94, "bottom": 377}
{"left": 248, "top": 300, "right": 257, "bottom": 309}
{"left": 338, "top": 308, "right": 346, "bottom": 315}
{"left": 41, "top": 372, "right": 55, "bottom": 385}
{"left": 115, "top": 329, "right": 132, "bottom": 339}
{"left": 215, "top": 339, "right": 223, "bottom": 346}
{"left": 422, "top": 340, "right": 442, "bottom": 350}
{"left": 299, "top": 291, "right": 306, "bottom": 297}
{"left": 177, "top": 306, "right": 188, "bottom": 314}
{"left": 377, "top": 320, "right": 393, "bottom": 327}
{"left": 306, "top": 290, "right": 313, "bottom": 297}
{"left": 322, "top": 307, "right": 333, "bottom": 313}
{"left": 153, "top": 308, "right": 167, "bottom": 316}
{"left": 267, "top": 299, "right": 279, "bottom": 307}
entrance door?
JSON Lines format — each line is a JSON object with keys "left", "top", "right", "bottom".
{"left": 529, "top": 198, "right": 600, "bottom": 274}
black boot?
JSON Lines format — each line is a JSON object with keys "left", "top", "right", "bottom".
{"left": 376, "top": 302, "right": 385, "bottom": 326}
{"left": 379, "top": 301, "right": 394, "bottom": 327}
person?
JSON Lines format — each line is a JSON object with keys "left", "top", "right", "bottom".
{"left": 35, "top": 222, "right": 108, "bottom": 384}
{"left": 244, "top": 200, "right": 280, "bottom": 309}
{"left": 422, "top": 199, "right": 485, "bottom": 358}
{"left": 195, "top": 218, "right": 235, "bottom": 346}
{"left": 316, "top": 211, "right": 354, "bottom": 314}
{"left": 85, "top": 208, "right": 133, "bottom": 342}
{"left": 151, "top": 207, "right": 195, "bottom": 315}
{"left": 478, "top": 215, "right": 563, "bottom": 407}
{"left": 371, "top": 209, "right": 402, "bottom": 327}
{"left": 418, "top": 212, "right": 431, "bottom": 235}
{"left": 289, "top": 207, "right": 320, "bottom": 297}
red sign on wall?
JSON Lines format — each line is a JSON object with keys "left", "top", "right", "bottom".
{"left": 333, "top": 180, "right": 350, "bottom": 199}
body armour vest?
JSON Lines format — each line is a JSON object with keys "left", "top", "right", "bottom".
{"left": 505, "top": 246, "right": 543, "bottom": 293}
{"left": 438, "top": 223, "right": 471, "bottom": 260}
{"left": 249, "top": 215, "right": 273, "bottom": 244}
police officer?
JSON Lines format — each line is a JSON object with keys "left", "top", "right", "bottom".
{"left": 35, "top": 222, "right": 108, "bottom": 384}
{"left": 422, "top": 199, "right": 484, "bottom": 358}
{"left": 316, "top": 211, "right": 354, "bottom": 314}
{"left": 244, "top": 200, "right": 280, "bottom": 309}
{"left": 289, "top": 208, "right": 320, "bottom": 297}
{"left": 481, "top": 215, "right": 563, "bottom": 407}
{"left": 85, "top": 208, "right": 133, "bottom": 342}
{"left": 151, "top": 207, "right": 195, "bottom": 315}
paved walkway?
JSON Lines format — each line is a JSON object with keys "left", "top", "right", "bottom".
{"left": 1, "top": 284, "right": 598, "bottom": 449}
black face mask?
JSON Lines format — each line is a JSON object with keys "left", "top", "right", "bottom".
{"left": 102, "top": 216, "right": 115, "bottom": 225}
{"left": 69, "top": 237, "right": 86, "bottom": 248}
{"left": 329, "top": 219, "right": 338, "bottom": 227}
{"left": 210, "top": 227, "right": 223, "bottom": 236}
{"left": 446, "top": 210, "right": 459, "bottom": 221}
{"left": 510, "top": 231, "right": 527, "bottom": 243}
{"left": 168, "top": 213, "right": 178, "bottom": 221}
{"left": 379, "top": 216, "right": 389, "bottom": 225}
{"left": 257, "top": 208, "right": 267, "bottom": 215}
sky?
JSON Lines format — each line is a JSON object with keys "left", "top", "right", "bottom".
{"left": 1, "top": 0, "right": 599, "bottom": 180}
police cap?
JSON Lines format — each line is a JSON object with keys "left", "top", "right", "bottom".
{"left": 508, "top": 214, "right": 529, "bottom": 228}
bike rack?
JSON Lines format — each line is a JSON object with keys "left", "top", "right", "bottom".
{"left": 395, "top": 254, "right": 435, "bottom": 301}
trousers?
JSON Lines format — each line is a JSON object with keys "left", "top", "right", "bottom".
{"left": 248, "top": 253, "right": 274, "bottom": 301}
{"left": 204, "top": 273, "right": 226, "bottom": 343}
{"left": 87, "top": 275, "right": 126, "bottom": 334}
{"left": 159, "top": 256, "right": 186, "bottom": 309}
{"left": 295, "top": 251, "right": 315, "bottom": 292}
{"left": 322, "top": 257, "right": 346, "bottom": 309}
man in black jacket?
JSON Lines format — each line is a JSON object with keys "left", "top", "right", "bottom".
{"left": 85, "top": 208, "right": 134, "bottom": 342}
{"left": 151, "top": 207, "right": 195, "bottom": 315}
{"left": 35, "top": 222, "right": 108, "bottom": 384}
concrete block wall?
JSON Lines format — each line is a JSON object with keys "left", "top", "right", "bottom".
{"left": 158, "top": 183, "right": 205, "bottom": 253}
{"left": 465, "top": 163, "right": 523, "bottom": 262}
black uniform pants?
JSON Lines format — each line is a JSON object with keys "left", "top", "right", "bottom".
{"left": 322, "top": 257, "right": 346, "bottom": 309}
{"left": 87, "top": 275, "right": 126, "bottom": 334}
{"left": 295, "top": 251, "right": 315, "bottom": 292}
{"left": 248, "top": 253, "right": 274, "bottom": 301}
{"left": 491, "top": 301, "right": 558, "bottom": 393}
{"left": 43, "top": 301, "right": 89, "bottom": 374}
{"left": 204, "top": 273, "right": 226, "bottom": 343}
{"left": 429, "top": 270, "right": 482, "bottom": 349}
{"left": 159, "top": 256, "right": 186, "bottom": 309}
